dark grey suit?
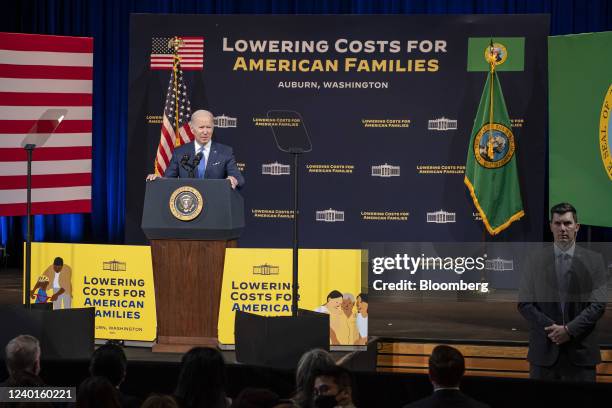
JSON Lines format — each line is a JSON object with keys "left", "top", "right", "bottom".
{"left": 403, "top": 389, "right": 490, "bottom": 408}
{"left": 518, "top": 244, "right": 607, "bottom": 379}
{"left": 164, "top": 141, "right": 245, "bottom": 187}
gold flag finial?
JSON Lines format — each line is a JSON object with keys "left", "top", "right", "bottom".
{"left": 484, "top": 40, "right": 508, "bottom": 72}
{"left": 168, "top": 36, "right": 184, "bottom": 54}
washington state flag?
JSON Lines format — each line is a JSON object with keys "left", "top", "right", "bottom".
{"left": 464, "top": 68, "right": 524, "bottom": 235}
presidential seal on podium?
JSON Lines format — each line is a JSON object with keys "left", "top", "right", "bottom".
{"left": 169, "top": 186, "right": 204, "bottom": 221}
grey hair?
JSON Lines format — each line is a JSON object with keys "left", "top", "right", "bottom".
{"left": 190, "top": 109, "right": 214, "bottom": 124}
{"left": 5, "top": 335, "right": 40, "bottom": 375}
{"left": 294, "top": 348, "right": 335, "bottom": 405}
{"left": 342, "top": 293, "right": 355, "bottom": 302}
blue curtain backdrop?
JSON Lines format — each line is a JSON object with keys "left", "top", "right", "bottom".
{"left": 1, "top": 0, "right": 611, "bottom": 267}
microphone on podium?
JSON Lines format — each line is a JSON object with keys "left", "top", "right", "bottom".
{"left": 180, "top": 154, "right": 192, "bottom": 173}
{"left": 192, "top": 151, "right": 203, "bottom": 167}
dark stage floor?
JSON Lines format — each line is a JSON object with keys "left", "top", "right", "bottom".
{"left": 370, "top": 293, "right": 612, "bottom": 346}
{"left": 0, "top": 268, "right": 21, "bottom": 305}
{"left": 118, "top": 346, "right": 353, "bottom": 365}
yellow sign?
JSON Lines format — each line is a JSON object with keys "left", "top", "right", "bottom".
{"left": 25, "top": 242, "right": 156, "bottom": 341}
{"left": 218, "top": 248, "right": 364, "bottom": 346}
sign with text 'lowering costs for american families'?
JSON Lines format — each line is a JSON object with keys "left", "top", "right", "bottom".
{"left": 218, "top": 248, "right": 365, "bottom": 348}
{"left": 26, "top": 242, "right": 156, "bottom": 341}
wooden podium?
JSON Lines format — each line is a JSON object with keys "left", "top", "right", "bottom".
{"left": 142, "top": 179, "right": 244, "bottom": 352}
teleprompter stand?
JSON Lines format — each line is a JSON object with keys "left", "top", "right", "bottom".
{"left": 235, "top": 111, "right": 329, "bottom": 368}
{"left": 21, "top": 109, "right": 67, "bottom": 309}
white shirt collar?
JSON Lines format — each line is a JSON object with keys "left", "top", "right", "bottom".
{"left": 194, "top": 140, "right": 211, "bottom": 153}
{"left": 554, "top": 241, "right": 575, "bottom": 258}
{"left": 433, "top": 386, "right": 460, "bottom": 392}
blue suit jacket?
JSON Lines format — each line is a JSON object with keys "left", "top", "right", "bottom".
{"left": 163, "top": 141, "right": 245, "bottom": 187}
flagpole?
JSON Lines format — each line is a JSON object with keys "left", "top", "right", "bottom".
{"left": 481, "top": 43, "right": 497, "bottom": 288}
{"left": 24, "top": 144, "right": 35, "bottom": 308}
{"left": 172, "top": 37, "right": 181, "bottom": 147}
{"left": 487, "top": 42, "right": 496, "bottom": 160}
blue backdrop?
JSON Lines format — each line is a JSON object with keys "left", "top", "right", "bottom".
{"left": 127, "top": 14, "right": 549, "bottom": 246}
{"left": 1, "top": 0, "right": 611, "bottom": 266}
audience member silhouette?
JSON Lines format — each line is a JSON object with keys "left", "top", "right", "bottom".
{"left": 402, "top": 345, "right": 490, "bottom": 408}
{"left": 141, "top": 394, "right": 179, "bottom": 408}
{"left": 291, "top": 349, "right": 336, "bottom": 408}
{"left": 77, "top": 376, "right": 121, "bottom": 408}
{"left": 231, "top": 388, "right": 288, "bottom": 408}
{"left": 174, "top": 347, "right": 231, "bottom": 408}
{"left": 312, "top": 365, "right": 357, "bottom": 408}
{"left": 1, "top": 335, "right": 44, "bottom": 387}
{"left": 89, "top": 342, "right": 140, "bottom": 408}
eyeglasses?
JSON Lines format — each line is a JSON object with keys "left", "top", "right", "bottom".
{"left": 313, "top": 384, "right": 331, "bottom": 396}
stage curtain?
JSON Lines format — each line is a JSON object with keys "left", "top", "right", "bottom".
{"left": 1, "top": 0, "right": 611, "bottom": 266}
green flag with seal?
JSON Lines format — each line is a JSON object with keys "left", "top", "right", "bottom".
{"left": 464, "top": 43, "right": 524, "bottom": 235}
{"left": 549, "top": 31, "right": 612, "bottom": 227}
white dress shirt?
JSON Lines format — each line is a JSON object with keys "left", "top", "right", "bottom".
{"left": 194, "top": 140, "right": 211, "bottom": 168}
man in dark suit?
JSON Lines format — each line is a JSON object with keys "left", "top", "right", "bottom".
{"left": 518, "top": 202, "right": 607, "bottom": 381}
{"left": 403, "top": 345, "right": 489, "bottom": 408}
{"left": 146, "top": 109, "right": 244, "bottom": 188}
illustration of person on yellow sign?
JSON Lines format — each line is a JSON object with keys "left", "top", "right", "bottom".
{"left": 31, "top": 257, "right": 72, "bottom": 309}
{"left": 30, "top": 275, "right": 50, "bottom": 304}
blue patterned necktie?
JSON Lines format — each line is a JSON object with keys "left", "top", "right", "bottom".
{"left": 197, "top": 146, "right": 206, "bottom": 178}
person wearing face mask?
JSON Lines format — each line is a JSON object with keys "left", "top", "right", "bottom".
{"left": 312, "top": 366, "right": 356, "bottom": 408}
{"left": 291, "top": 349, "right": 335, "bottom": 408}
{"left": 518, "top": 202, "right": 607, "bottom": 381}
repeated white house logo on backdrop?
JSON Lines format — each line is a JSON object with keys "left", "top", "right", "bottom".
{"left": 426, "top": 209, "right": 456, "bottom": 223}
{"left": 485, "top": 257, "right": 514, "bottom": 271}
{"left": 428, "top": 117, "right": 458, "bottom": 131}
{"left": 372, "top": 164, "right": 400, "bottom": 177}
{"left": 262, "top": 162, "right": 291, "bottom": 175}
{"left": 103, "top": 260, "right": 127, "bottom": 272}
{"left": 214, "top": 114, "right": 238, "bottom": 128}
{"left": 253, "top": 264, "right": 280, "bottom": 275}
{"left": 316, "top": 209, "right": 345, "bottom": 222}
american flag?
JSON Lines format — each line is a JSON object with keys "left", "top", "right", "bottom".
{"left": 0, "top": 32, "right": 93, "bottom": 216}
{"left": 154, "top": 58, "right": 193, "bottom": 176}
{"left": 150, "top": 37, "right": 204, "bottom": 71}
